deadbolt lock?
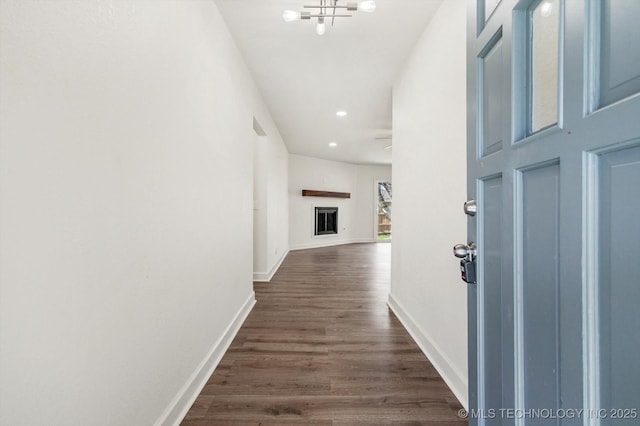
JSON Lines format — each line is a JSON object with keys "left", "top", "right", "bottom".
{"left": 464, "top": 199, "right": 477, "bottom": 216}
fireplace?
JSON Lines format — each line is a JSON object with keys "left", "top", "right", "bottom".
{"left": 315, "top": 207, "right": 338, "bottom": 235}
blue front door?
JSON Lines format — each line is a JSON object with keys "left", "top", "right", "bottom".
{"left": 466, "top": 1, "right": 640, "bottom": 424}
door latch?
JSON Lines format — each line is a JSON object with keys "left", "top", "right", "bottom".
{"left": 453, "top": 242, "right": 477, "bottom": 284}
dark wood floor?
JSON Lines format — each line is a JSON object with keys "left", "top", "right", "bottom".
{"left": 182, "top": 243, "right": 467, "bottom": 425}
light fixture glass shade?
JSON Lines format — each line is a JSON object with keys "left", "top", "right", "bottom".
{"left": 282, "top": 10, "right": 300, "bottom": 22}
{"left": 358, "top": 0, "right": 376, "bottom": 12}
{"left": 316, "top": 21, "right": 326, "bottom": 35}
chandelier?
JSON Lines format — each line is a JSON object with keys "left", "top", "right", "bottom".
{"left": 283, "top": 0, "right": 377, "bottom": 35}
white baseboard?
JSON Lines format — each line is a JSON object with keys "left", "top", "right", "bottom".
{"left": 155, "top": 292, "right": 256, "bottom": 426}
{"left": 253, "top": 249, "right": 290, "bottom": 282}
{"left": 290, "top": 238, "right": 375, "bottom": 251}
{"left": 387, "top": 293, "right": 468, "bottom": 410}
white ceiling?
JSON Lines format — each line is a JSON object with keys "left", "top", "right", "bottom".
{"left": 214, "top": 0, "right": 444, "bottom": 165}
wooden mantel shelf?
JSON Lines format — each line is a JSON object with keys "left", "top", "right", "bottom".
{"left": 302, "top": 190, "right": 351, "bottom": 199}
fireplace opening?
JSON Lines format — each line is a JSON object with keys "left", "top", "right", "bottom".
{"left": 315, "top": 207, "right": 338, "bottom": 236}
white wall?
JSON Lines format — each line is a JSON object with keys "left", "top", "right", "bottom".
{"left": 289, "top": 155, "right": 391, "bottom": 250}
{"left": 389, "top": 0, "right": 469, "bottom": 409}
{"left": 253, "top": 136, "right": 269, "bottom": 276}
{"left": 0, "top": 1, "right": 285, "bottom": 424}
{"left": 253, "top": 129, "right": 289, "bottom": 281}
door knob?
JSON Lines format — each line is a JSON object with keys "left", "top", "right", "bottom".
{"left": 464, "top": 199, "right": 477, "bottom": 216}
{"left": 453, "top": 242, "right": 476, "bottom": 259}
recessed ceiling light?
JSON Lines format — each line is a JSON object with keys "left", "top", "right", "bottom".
{"left": 329, "top": 142, "right": 338, "bottom": 147}
{"left": 336, "top": 111, "right": 347, "bottom": 117}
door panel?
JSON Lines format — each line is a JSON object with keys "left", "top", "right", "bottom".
{"left": 519, "top": 162, "right": 560, "bottom": 418}
{"left": 598, "top": 145, "right": 640, "bottom": 423}
{"left": 480, "top": 175, "right": 509, "bottom": 422}
{"left": 599, "top": 0, "right": 640, "bottom": 107}
{"left": 480, "top": 33, "right": 506, "bottom": 156}
{"left": 466, "top": 1, "right": 640, "bottom": 425}
{"left": 485, "top": 0, "right": 501, "bottom": 22}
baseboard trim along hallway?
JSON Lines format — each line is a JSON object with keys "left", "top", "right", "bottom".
{"left": 289, "top": 238, "right": 375, "bottom": 251}
{"left": 253, "top": 249, "right": 290, "bottom": 282}
{"left": 388, "top": 293, "right": 468, "bottom": 410}
{"left": 155, "top": 292, "right": 256, "bottom": 426}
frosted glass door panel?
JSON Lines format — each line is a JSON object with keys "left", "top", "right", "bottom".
{"left": 530, "top": 0, "right": 559, "bottom": 133}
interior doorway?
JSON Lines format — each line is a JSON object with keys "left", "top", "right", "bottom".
{"left": 376, "top": 181, "right": 392, "bottom": 241}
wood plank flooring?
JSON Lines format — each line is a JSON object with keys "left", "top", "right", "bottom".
{"left": 182, "top": 243, "right": 467, "bottom": 425}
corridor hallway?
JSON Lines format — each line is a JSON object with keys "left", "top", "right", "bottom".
{"left": 182, "top": 243, "right": 466, "bottom": 425}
